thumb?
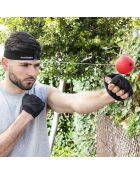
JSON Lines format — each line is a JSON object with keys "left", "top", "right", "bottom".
{"left": 104, "top": 76, "right": 112, "bottom": 84}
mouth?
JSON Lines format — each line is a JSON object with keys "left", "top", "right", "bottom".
{"left": 24, "top": 78, "right": 35, "bottom": 83}
{"left": 25, "top": 79, "right": 34, "bottom": 81}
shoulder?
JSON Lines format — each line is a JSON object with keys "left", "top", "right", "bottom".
{"left": 30, "top": 82, "right": 60, "bottom": 101}
{"left": 33, "top": 83, "right": 58, "bottom": 93}
{"left": 46, "top": 85, "right": 61, "bottom": 97}
{"left": 29, "top": 82, "right": 48, "bottom": 101}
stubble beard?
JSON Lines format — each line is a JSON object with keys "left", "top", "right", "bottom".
{"left": 9, "top": 72, "right": 35, "bottom": 90}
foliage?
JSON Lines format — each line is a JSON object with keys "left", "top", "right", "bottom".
{"left": 50, "top": 113, "right": 75, "bottom": 157}
{"left": 96, "top": 22, "right": 140, "bottom": 138}
{"left": 0, "top": 17, "right": 139, "bottom": 156}
{"left": 116, "top": 30, "right": 140, "bottom": 137}
{"left": 71, "top": 113, "right": 96, "bottom": 156}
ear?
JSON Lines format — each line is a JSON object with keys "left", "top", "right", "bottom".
{"left": 1, "top": 57, "right": 9, "bottom": 71}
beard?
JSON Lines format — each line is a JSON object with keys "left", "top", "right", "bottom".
{"left": 9, "top": 72, "right": 36, "bottom": 90}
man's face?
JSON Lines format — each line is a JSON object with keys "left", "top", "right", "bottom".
{"left": 7, "top": 59, "right": 40, "bottom": 90}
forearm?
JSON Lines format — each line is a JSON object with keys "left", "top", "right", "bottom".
{"left": 0, "top": 111, "right": 33, "bottom": 157}
{"left": 74, "top": 89, "right": 115, "bottom": 114}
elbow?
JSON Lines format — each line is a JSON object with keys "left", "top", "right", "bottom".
{"left": 72, "top": 105, "right": 89, "bottom": 115}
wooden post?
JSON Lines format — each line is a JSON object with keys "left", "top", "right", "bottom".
{"left": 49, "top": 79, "right": 65, "bottom": 152}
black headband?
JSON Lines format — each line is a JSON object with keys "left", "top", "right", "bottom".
{"left": 4, "top": 49, "right": 40, "bottom": 60}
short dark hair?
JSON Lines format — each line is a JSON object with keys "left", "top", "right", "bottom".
{"left": 4, "top": 32, "right": 41, "bottom": 60}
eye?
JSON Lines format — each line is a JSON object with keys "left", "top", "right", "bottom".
{"left": 34, "top": 64, "right": 40, "bottom": 68}
{"left": 21, "top": 64, "right": 28, "bottom": 67}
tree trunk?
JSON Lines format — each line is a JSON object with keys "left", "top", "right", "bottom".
{"left": 96, "top": 115, "right": 140, "bottom": 157}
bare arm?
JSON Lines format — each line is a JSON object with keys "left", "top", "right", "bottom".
{"left": 67, "top": 89, "right": 115, "bottom": 114}
{"left": 0, "top": 111, "right": 33, "bottom": 157}
{"left": 47, "top": 86, "right": 114, "bottom": 114}
{"left": 47, "top": 77, "right": 129, "bottom": 114}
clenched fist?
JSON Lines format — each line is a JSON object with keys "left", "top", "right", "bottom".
{"left": 104, "top": 73, "right": 133, "bottom": 101}
{"left": 22, "top": 94, "right": 45, "bottom": 118}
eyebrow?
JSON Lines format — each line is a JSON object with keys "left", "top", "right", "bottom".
{"left": 19, "top": 62, "right": 40, "bottom": 66}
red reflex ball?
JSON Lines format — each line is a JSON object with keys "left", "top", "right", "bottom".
{"left": 115, "top": 55, "right": 135, "bottom": 74}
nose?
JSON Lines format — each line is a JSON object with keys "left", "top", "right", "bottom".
{"left": 28, "top": 66, "right": 37, "bottom": 77}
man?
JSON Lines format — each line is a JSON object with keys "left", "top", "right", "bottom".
{"left": 0, "top": 32, "right": 133, "bottom": 157}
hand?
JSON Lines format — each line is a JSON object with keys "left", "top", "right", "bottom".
{"left": 104, "top": 73, "right": 133, "bottom": 101}
{"left": 22, "top": 94, "right": 45, "bottom": 118}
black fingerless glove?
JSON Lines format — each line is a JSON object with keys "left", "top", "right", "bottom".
{"left": 22, "top": 94, "right": 45, "bottom": 118}
{"left": 104, "top": 73, "right": 133, "bottom": 101}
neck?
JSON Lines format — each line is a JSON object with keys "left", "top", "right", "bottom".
{"left": 2, "top": 78, "right": 25, "bottom": 94}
